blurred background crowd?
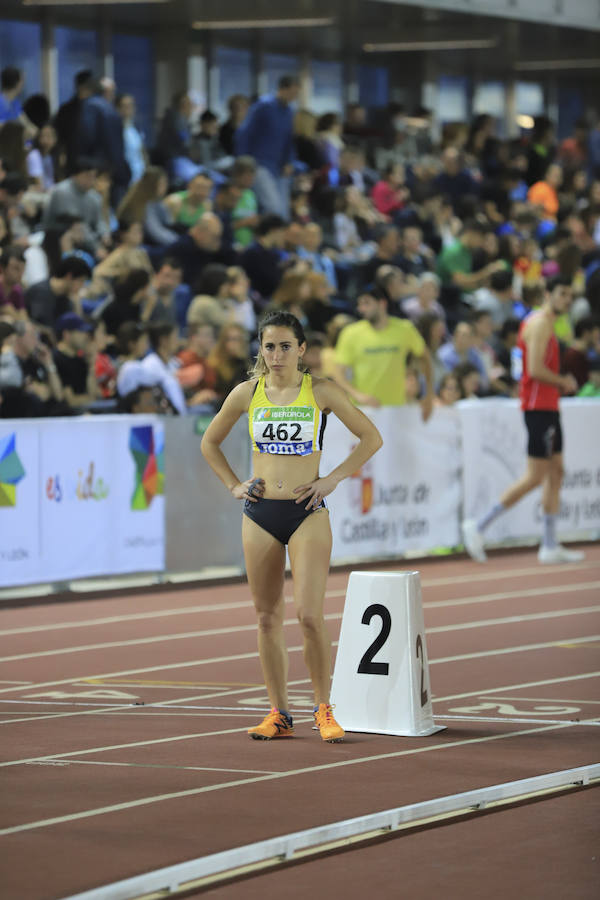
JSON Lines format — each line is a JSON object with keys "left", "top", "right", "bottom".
{"left": 1, "top": 62, "right": 599, "bottom": 420}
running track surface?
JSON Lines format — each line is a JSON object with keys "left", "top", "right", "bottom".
{"left": 1, "top": 545, "right": 599, "bottom": 900}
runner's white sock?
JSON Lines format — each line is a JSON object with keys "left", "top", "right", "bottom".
{"left": 477, "top": 503, "right": 505, "bottom": 533}
{"left": 542, "top": 513, "right": 557, "bottom": 549}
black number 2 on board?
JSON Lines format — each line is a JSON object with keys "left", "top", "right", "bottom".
{"left": 415, "top": 634, "right": 428, "bottom": 706}
{"left": 357, "top": 604, "right": 391, "bottom": 675}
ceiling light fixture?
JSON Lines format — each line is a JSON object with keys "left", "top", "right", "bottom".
{"left": 516, "top": 115, "right": 534, "bottom": 129}
{"left": 193, "top": 18, "right": 336, "bottom": 30}
{"left": 363, "top": 39, "right": 497, "bottom": 52}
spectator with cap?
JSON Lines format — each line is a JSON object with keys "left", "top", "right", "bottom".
{"left": 141, "top": 321, "right": 186, "bottom": 414}
{"left": 0, "top": 246, "right": 27, "bottom": 320}
{"left": 25, "top": 255, "right": 91, "bottom": 328}
{"left": 334, "top": 286, "right": 434, "bottom": 418}
{"left": 42, "top": 158, "right": 108, "bottom": 250}
{"left": 235, "top": 75, "right": 299, "bottom": 217}
{"left": 54, "top": 70, "right": 94, "bottom": 177}
{"left": 53, "top": 311, "right": 99, "bottom": 409}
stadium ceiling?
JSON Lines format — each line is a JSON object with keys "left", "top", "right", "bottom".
{"left": 9, "top": 0, "right": 600, "bottom": 71}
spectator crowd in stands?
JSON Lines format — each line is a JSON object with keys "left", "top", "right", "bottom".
{"left": 1, "top": 63, "right": 600, "bottom": 419}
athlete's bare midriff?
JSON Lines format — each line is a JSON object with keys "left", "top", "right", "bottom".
{"left": 251, "top": 450, "right": 322, "bottom": 499}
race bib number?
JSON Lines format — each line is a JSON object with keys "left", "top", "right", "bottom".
{"left": 253, "top": 406, "right": 315, "bottom": 455}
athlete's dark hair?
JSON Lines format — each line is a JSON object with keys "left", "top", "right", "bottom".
{"left": 250, "top": 310, "right": 307, "bottom": 378}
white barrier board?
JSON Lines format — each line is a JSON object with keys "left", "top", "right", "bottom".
{"left": 321, "top": 406, "right": 462, "bottom": 562}
{"left": 331, "top": 571, "right": 445, "bottom": 736}
{"left": 0, "top": 416, "right": 165, "bottom": 587}
{"left": 459, "top": 398, "right": 600, "bottom": 543}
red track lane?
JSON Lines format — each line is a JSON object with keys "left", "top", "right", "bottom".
{"left": 0, "top": 545, "right": 599, "bottom": 900}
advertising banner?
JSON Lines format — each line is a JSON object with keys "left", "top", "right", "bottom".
{"left": 0, "top": 416, "right": 165, "bottom": 588}
{"left": 459, "top": 398, "right": 600, "bottom": 543}
{"left": 321, "top": 406, "right": 462, "bottom": 563}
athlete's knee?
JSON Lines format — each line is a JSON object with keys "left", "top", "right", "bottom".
{"left": 550, "top": 459, "right": 564, "bottom": 483}
{"left": 296, "top": 609, "right": 323, "bottom": 636}
{"left": 257, "top": 608, "right": 282, "bottom": 634}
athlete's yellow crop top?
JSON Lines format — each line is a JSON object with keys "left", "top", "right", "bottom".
{"left": 248, "top": 373, "right": 327, "bottom": 456}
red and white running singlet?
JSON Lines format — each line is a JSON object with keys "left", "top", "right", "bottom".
{"left": 517, "top": 313, "right": 560, "bottom": 412}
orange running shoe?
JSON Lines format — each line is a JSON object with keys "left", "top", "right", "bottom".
{"left": 314, "top": 703, "right": 345, "bottom": 742}
{"left": 248, "top": 708, "right": 294, "bottom": 740}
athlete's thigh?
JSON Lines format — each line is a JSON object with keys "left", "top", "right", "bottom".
{"left": 548, "top": 452, "right": 564, "bottom": 479}
{"left": 525, "top": 455, "right": 551, "bottom": 483}
{"left": 288, "top": 510, "right": 332, "bottom": 616}
{"left": 242, "top": 514, "right": 286, "bottom": 614}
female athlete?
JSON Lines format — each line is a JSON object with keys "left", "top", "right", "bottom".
{"left": 201, "top": 310, "right": 382, "bottom": 742}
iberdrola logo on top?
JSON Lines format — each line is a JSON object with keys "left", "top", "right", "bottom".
{"left": 0, "top": 433, "right": 26, "bottom": 507}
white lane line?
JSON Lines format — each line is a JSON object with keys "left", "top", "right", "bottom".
{"left": 424, "top": 581, "right": 600, "bottom": 610}
{"left": 0, "top": 720, "right": 594, "bottom": 837}
{"left": 52, "top": 760, "right": 282, "bottom": 776}
{"left": 430, "top": 634, "right": 600, "bottom": 664}
{"left": 434, "top": 670, "right": 600, "bottom": 702}
{"left": 487, "top": 695, "right": 600, "bottom": 706}
{"left": 2, "top": 561, "right": 597, "bottom": 638}
{"left": 2, "top": 592, "right": 598, "bottom": 664}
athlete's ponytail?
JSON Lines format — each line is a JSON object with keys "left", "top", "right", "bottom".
{"left": 249, "top": 310, "right": 307, "bottom": 378}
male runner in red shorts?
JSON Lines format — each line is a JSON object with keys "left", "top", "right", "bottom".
{"left": 463, "top": 276, "right": 584, "bottom": 564}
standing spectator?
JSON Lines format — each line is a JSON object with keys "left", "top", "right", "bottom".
{"left": 230, "top": 156, "right": 259, "bottom": 248}
{"left": 240, "top": 214, "right": 287, "bottom": 298}
{"left": 334, "top": 287, "right": 434, "bottom": 417}
{"left": 141, "top": 321, "right": 186, "bottom": 414}
{"left": 25, "top": 255, "right": 91, "bottom": 328}
{"left": 26, "top": 124, "right": 57, "bottom": 191}
{"left": 0, "top": 67, "right": 36, "bottom": 136}
{"left": 117, "top": 93, "right": 146, "bottom": 186}
{"left": 219, "top": 94, "right": 249, "bottom": 156}
{"left": 0, "top": 246, "right": 27, "bottom": 320}
{"left": 78, "top": 79, "right": 131, "bottom": 205}
{"left": 153, "top": 91, "right": 193, "bottom": 176}
{"left": 562, "top": 317, "right": 600, "bottom": 389}
{"left": 42, "top": 158, "right": 108, "bottom": 249}
{"left": 54, "top": 70, "right": 94, "bottom": 176}
{"left": 235, "top": 75, "right": 299, "bottom": 217}
{"left": 53, "top": 311, "right": 98, "bottom": 409}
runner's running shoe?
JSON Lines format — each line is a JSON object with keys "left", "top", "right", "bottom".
{"left": 462, "top": 518, "right": 487, "bottom": 563}
{"left": 248, "top": 708, "right": 294, "bottom": 740}
{"left": 314, "top": 703, "right": 345, "bottom": 742}
{"left": 538, "top": 544, "right": 585, "bottom": 564}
